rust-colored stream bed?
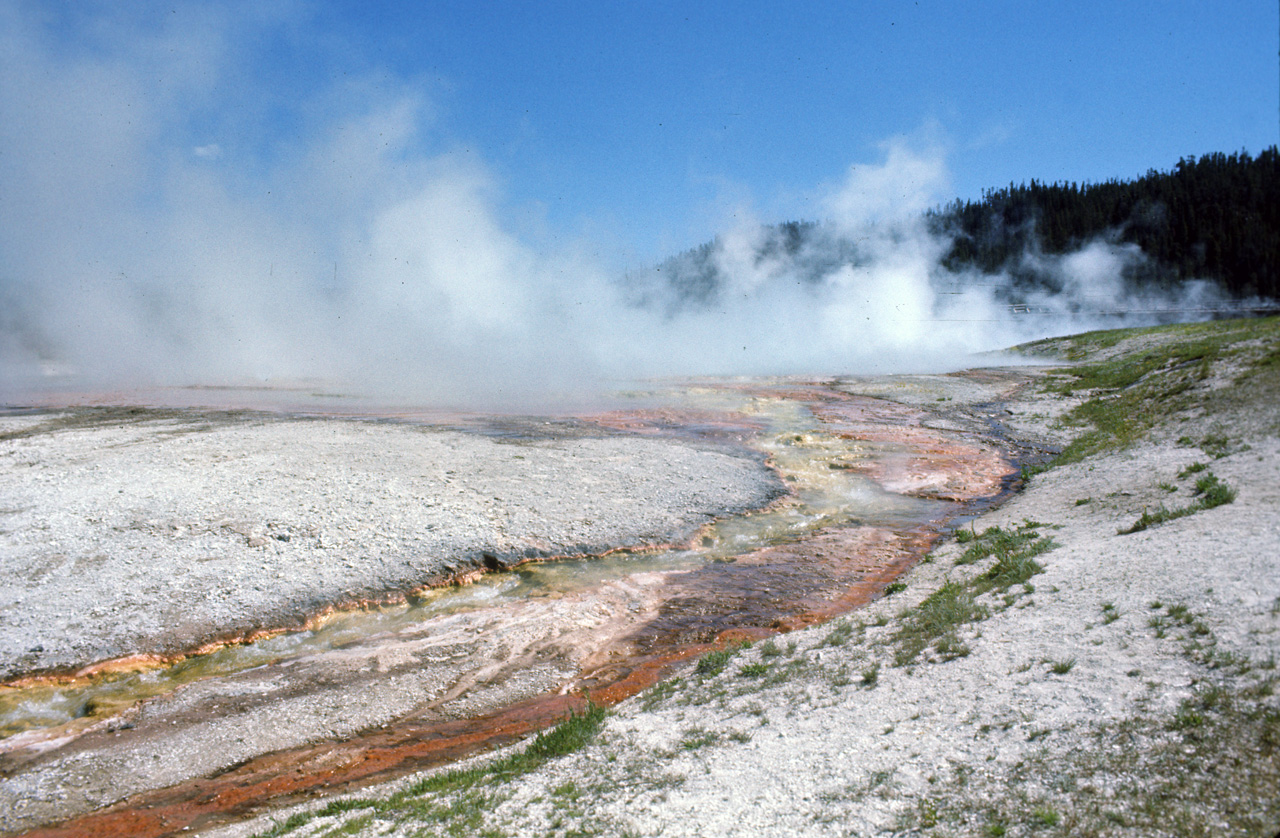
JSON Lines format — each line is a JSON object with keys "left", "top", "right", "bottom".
{"left": 2, "top": 380, "right": 1030, "bottom": 838}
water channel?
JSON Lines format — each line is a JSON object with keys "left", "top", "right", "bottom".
{"left": 0, "top": 379, "right": 1023, "bottom": 838}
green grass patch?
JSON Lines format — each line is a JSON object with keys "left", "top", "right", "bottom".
{"left": 694, "top": 642, "right": 750, "bottom": 677}
{"left": 1017, "top": 318, "right": 1280, "bottom": 466}
{"left": 252, "top": 703, "right": 608, "bottom": 837}
{"left": 1194, "top": 472, "right": 1238, "bottom": 508}
{"left": 893, "top": 581, "right": 988, "bottom": 666}
{"left": 1049, "top": 657, "right": 1077, "bottom": 675}
{"left": 895, "top": 522, "right": 1056, "bottom": 666}
{"left": 1119, "top": 471, "right": 1236, "bottom": 534}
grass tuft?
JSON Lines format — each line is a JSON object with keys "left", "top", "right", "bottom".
{"left": 695, "top": 644, "right": 746, "bottom": 677}
{"left": 893, "top": 522, "right": 1056, "bottom": 666}
{"left": 1049, "top": 657, "right": 1077, "bottom": 674}
{"left": 1119, "top": 471, "right": 1236, "bottom": 534}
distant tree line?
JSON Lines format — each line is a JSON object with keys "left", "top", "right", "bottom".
{"left": 632, "top": 148, "right": 1279, "bottom": 311}
{"left": 930, "top": 147, "right": 1280, "bottom": 299}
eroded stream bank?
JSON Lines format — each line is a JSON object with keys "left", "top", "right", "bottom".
{"left": 0, "top": 373, "right": 1044, "bottom": 837}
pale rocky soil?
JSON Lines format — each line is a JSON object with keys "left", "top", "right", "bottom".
{"left": 0, "top": 413, "right": 781, "bottom": 680}
{"left": 209, "top": 325, "right": 1280, "bottom": 838}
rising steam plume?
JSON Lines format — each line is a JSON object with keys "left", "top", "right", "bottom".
{"left": 0, "top": 6, "right": 1243, "bottom": 409}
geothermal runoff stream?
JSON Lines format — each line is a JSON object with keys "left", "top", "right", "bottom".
{"left": 0, "top": 376, "right": 1029, "bottom": 837}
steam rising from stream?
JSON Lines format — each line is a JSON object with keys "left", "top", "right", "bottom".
{"left": 0, "top": 5, "right": 1232, "bottom": 408}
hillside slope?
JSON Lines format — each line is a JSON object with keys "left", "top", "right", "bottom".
{"left": 215, "top": 317, "right": 1280, "bottom": 838}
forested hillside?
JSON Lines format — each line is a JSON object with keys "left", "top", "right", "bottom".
{"left": 933, "top": 147, "right": 1279, "bottom": 299}
{"left": 633, "top": 148, "right": 1279, "bottom": 310}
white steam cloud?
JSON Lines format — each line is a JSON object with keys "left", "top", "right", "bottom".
{"left": 0, "top": 5, "right": 1231, "bottom": 409}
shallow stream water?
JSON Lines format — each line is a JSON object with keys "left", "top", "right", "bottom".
{"left": 0, "top": 379, "right": 1024, "bottom": 838}
{"left": 0, "top": 386, "right": 943, "bottom": 739}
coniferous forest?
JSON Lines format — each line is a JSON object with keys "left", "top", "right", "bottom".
{"left": 932, "top": 147, "right": 1280, "bottom": 299}
{"left": 637, "top": 148, "right": 1279, "bottom": 309}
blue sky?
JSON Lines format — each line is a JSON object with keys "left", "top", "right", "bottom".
{"left": 1, "top": 1, "right": 1277, "bottom": 399}
{"left": 11, "top": 1, "right": 1275, "bottom": 262}
{"left": 302, "top": 0, "right": 1278, "bottom": 259}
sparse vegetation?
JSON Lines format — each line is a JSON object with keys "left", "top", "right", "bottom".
{"left": 1119, "top": 470, "right": 1236, "bottom": 534}
{"left": 1049, "top": 657, "right": 1077, "bottom": 675}
{"left": 890, "top": 604, "right": 1280, "bottom": 837}
{"left": 246, "top": 320, "right": 1280, "bottom": 838}
{"left": 695, "top": 644, "right": 748, "bottom": 678}
{"left": 1020, "top": 318, "right": 1280, "bottom": 466}
{"left": 252, "top": 703, "right": 608, "bottom": 838}
{"left": 894, "top": 522, "right": 1056, "bottom": 666}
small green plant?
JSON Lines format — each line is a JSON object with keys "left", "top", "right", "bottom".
{"left": 695, "top": 643, "right": 748, "bottom": 677}
{"left": 820, "top": 620, "right": 854, "bottom": 647}
{"left": 1101, "top": 602, "right": 1120, "bottom": 624}
{"left": 1178, "top": 461, "right": 1208, "bottom": 478}
{"left": 758, "top": 638, "right": 782, "bottom": 658}
{"left": 884, "top": 581, "right": 907, "bottom": 596}
{"left": 1049, "top": 657, "right": 1077, "bottom": 674}
{"left": 679, "top": 727, "right": 720, "bottom": 750}
{"left": 738, "top": 662, "right": 769, "bottom": 677}
{"left": 861, "top": 662, "right": 880, "bottom": 687}
{"left": 1074, "top": 496, "right": 1092, "bottom": 506}
{"left": 1030, "top": 807, "right": 1061, "bottom": 827}
{"left": 1195, "top": 473, "right": 1238, "bottom": 508}
{"left": 1119, "top": 471, "right": 1236, "bottom": 534}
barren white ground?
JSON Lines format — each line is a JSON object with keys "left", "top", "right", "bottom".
{"left": 209, "top": 337, "right": 1280, "bottom": 837}
{"left": 0, "top": 416, "right": 780, "bottom": 679}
